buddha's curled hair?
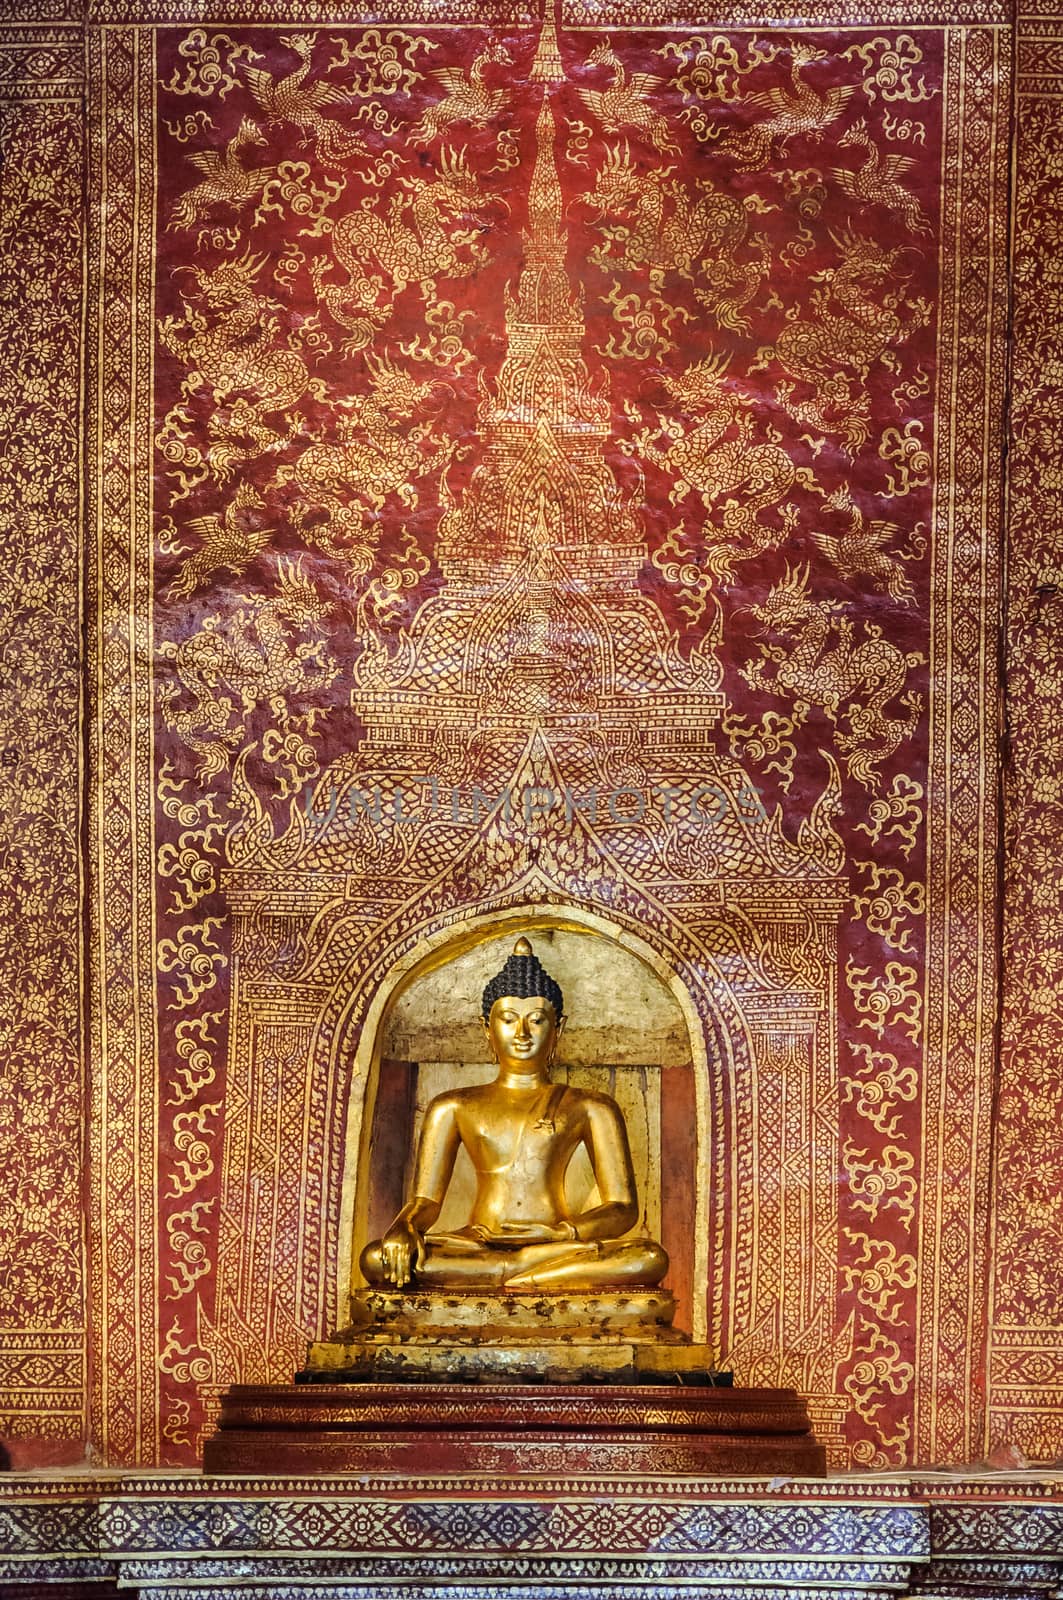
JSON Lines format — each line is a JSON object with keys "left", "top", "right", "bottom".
{"left": 481, "top": 938, "right": 564, "bottom": 1022}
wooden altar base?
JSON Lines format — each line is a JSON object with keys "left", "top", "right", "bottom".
{"left": 203, "top": 1382, "right": 827, "bottom": 1477}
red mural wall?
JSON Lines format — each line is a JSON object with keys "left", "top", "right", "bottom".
{"left": 144, "top": 17, "right": 946, "bottom": 1469}
{"left": 5, "top": 0, "right": 1057, "bottom": 1473}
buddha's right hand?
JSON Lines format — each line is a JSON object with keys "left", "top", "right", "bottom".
{"left": 380, "top": 1220, "right": 423, "bottom": 1288}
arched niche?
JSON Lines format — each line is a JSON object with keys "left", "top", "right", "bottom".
{"left": 335, "top": 909, "right": 714, "bottom": 1340}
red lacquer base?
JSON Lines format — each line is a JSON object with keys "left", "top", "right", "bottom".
{"left": 202, "top": 1383, "right": 827, "bottom": 1477}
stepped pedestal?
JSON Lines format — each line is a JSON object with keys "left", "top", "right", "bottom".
{"left": 204, "top": 1292, "right": 825, "bottom": 1478}
{"left": 203, "top": 1380, "right": 826, "bottom": 1476}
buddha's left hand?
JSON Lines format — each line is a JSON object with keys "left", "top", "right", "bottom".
{"left": 471, "top": 1221, "right": 577, "bottom": 1248}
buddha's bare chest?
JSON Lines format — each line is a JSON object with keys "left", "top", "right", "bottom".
{"left": 454, "top": 1099, "right": 581, "bottom": 1175}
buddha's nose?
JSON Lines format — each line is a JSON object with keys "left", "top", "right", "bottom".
{"left": 515, "top": 1014, "right": 529, "bottom": 1038}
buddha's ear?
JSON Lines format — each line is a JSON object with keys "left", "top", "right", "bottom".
{"left": 555, "top": 1012, "right": 566, "bottom": 1039}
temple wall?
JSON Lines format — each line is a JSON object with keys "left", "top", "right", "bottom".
{"left": 0, "top": 0, "right": 1057, "bottom": 1481}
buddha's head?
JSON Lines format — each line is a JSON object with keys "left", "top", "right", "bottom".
{"left": 481, "top": 936, "right": 565, "bottom": 1075}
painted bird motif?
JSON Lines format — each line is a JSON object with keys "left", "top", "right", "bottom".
{"left": 413, "top": 42, "right": 512, "bottom": 139}
{"left": 578, "top": 40, "right": 677, "bottom": 154}
{"left": 242, "top": 34, "right": 365, "bottom": 166}
{"left": 170, "top": 117, "right": 276, "bottom": 229}
{"left": 832, "top": 119, "right": 931, "bottom": 236}
{"left": 167, "top": 482, "right": 274, "bottom": 600}
{"left": 810, "top": 495, "right": 915, "bottom": 604}
{"left": 725, "top": 41, "right": 854, "bottom": 168}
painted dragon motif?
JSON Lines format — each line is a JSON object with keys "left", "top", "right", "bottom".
{"left": 318, "top": 147, "right": 501, "bottom": 297}
{"left": 158, "top": 560, "right": 337, "bottom": 778}
{"left": 159, "top": 250, "right": 327, "bottom": 477}
{"left": 241, "top": 33, "right": 366, "bottom": 168}
{"left": 628, "top": 352, "right": 821, "bottom": 580}
{"left": 578, "top": 40, "right": 678, "bottom": 154}
{"left": 585, "top": 143, "right": 769, "bottom": 331}
{"left": 722, "top": 41, "right": 855, "bottom": 169}
{"left": 742, "top": 563, "right": 923, "bottom": 789}
{"left": 170, "top": 117, "right": 276, "bottom": 232}
{"left": 756, "top": 230, "right": 930, "bottom": 450}
{"left": 273, "top": 354, "right": 449, "bottom": 572}
{"left": 832, "top": 119, "right": 930, "bottom": 237}
{"left": 412, "top": 41, "right": 512, "bottom": 140}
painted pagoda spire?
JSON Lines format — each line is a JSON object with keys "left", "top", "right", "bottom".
{"left": 436, "top": 8, "right": 643, "bottom": 589}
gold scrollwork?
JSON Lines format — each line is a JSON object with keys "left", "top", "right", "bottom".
{"left": 253, "top": 160, "right": 346, "bottom": 231}
{"left": 842, "top": 1232, "right": 917, "bottom": 1325}
{"left": 157, "top": 917, "right": 228, "bottom": 1012}
{"left": 157, "top": 830, "right": 222, "bottom": 915}
{"left": 845, "top": 1324, "right": 914, "bottom": 1467}
{"left": 399, "top": 299, "right": 477, "bottom": 373}
{"left": 841, "top": 35, "right": 939, "bottom": 105}
{"left": 160, "top": 1317, "right": 213, "bottom": 1385}
{"left": 855, "top": 774, "right": 924, "bottom": 858}
{"left": 161, "top": 1396, "right": 194, "bottom": 1450}
{"left": 164, "top": 30, "right": 257, "bottom": 100}
{"left": 843, "top": 1139, "right": 917, "bottom": 1227}
{"left": 844, "top": 1041, "right": 919, "bottom": 1138}
{"left": 850, "top": 861, "right": 926, "bottom": 953}
{"left": 168, "top": 1012, "right": 223, "bottom": 1107}
{"left": 328, "top": 29, "right": 438, "bottom": 100}
{"left": 595, "top": 280, "right": 695, "bottom": 362}
{"left": 658, "top": 35, "right": 781, "bottom": 140}
{"left": 169, "top": 1107, "right": 221, "bottom": 1198}
{"left": 847, "top": 958, "right": 922, "bottom": 1043}
{"left": 165, "top": 1198, "right": 215, "bottom": 1297}
{"left": 722, "top": 706, "right": 809, "bottom": 793}
{"left": 880, "top": 420, "right": 931, "bottom": 496}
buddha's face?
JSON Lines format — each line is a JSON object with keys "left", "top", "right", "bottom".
{"left": 484, "top": 993, "right": 563, "bottom": 1075}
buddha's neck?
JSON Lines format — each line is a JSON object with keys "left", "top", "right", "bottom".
{"left": 495, "top": 1066, "right": 552, "bottom": 1092}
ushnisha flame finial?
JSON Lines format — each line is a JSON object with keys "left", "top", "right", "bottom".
{"left": 481, "top": 936, "right": 564, "bottom": 1021}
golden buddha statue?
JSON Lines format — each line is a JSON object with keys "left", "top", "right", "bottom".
{"left": 360, "top": 937, "right": 669, "bottom": 1293}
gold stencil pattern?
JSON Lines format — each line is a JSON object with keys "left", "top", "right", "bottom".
{"left": 0, "top": 25, "right": 86, "bottom": 1452}
{"left": 992, "top": 6, "right": 1063, "bottom": 1463}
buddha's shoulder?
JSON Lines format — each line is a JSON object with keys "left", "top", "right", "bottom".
{"left": 423, "top": 1082, "right": 492, "bottom": 1112}
{"left": 560, "top": 1083, "right": 623, "bottom": 1117}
